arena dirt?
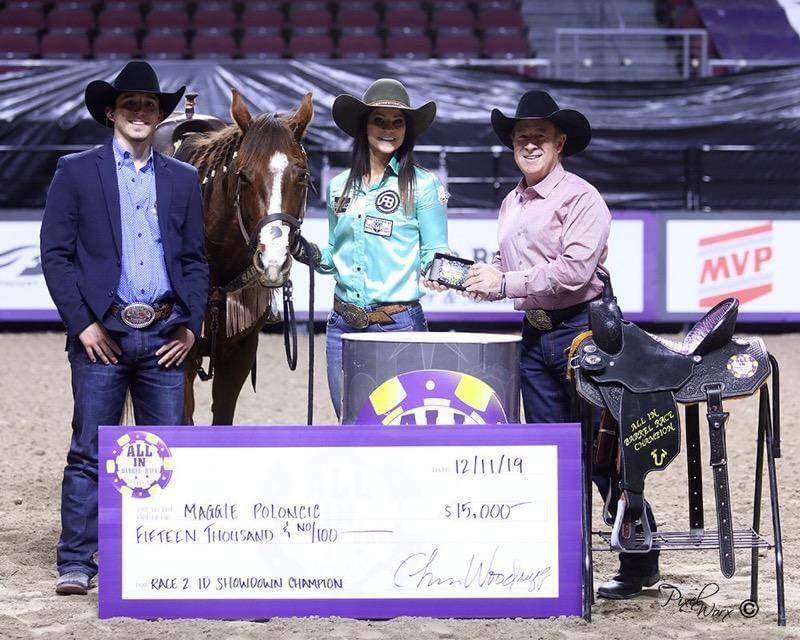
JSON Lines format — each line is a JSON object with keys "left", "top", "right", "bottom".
{"left": 0, "top": 331, "right": 797, "bottom": 639}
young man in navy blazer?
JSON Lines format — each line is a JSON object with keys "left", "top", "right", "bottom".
{"left": 40, "top": 61, "right": 208, "bottom": 595}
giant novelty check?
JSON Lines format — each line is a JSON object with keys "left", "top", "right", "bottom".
{"left": 99, "top": 424, "right": 582, "bottom": 619}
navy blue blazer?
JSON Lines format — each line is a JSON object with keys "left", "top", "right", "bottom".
{"left": 40, "top": 141, "right": 208, "bottom": 338}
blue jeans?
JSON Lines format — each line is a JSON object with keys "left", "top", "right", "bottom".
{"left": 326, "top": 303, "right": 427, "bottom": 419}
{"left": 58, "top": 322, "right": 185, "bottom": 578}
{"left": 520, "top": 310, "right": 659, "bottom": 577}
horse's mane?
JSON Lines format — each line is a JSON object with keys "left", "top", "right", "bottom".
{"left": 180, "top": 113, "right": 296, "bottom": 185}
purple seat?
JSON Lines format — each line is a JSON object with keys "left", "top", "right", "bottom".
{"left": 483, "top": 31, "right": 529, "bottom": 58}
{"left": 46, "top": 4, "right": 93, "bottom": 31}
{"left": 241, "top": 4, "right": 284, "bottom": 30}
{"left": 240, "top": 28, "right": 285, "bottom": 57}
{"left": 191, "top": 28, "right": 236, "bottom": 58}
{"left": 436, "top": 30, "right": 480, "bottom": 57}
{"left": 193, "top": 3, "right": 237, "bottom": 31}
{"left": 337, "top": 29, "right": 382, "bottom": 58}
{"left": 337, "top": 7, "right": 380, "bottom": 30}
{"left": 97, "top": 3, "right": 143, "bottom": 31}
{"left": 40, "top": 28, "right": 90, "bottom": 58}
{"left": 384, "top": 6, "right": 428, "bottom": 30}
{"left": 145, "top": 4, "right": 190, "bottom": 31}
{"left": 386, "top": 30, "right": 432, "bottom": 58}
{"left": 288, "top": 30, "right": 334, "bottom": 57}
{"left": 477, "top": 0, "right": 518, "bottom": 8}
{"left": 0, "top": 4, "right": 45, "bottom": 32}
{"left": 288, "top": 7, "right": 333, "bottom": 32}
{"left": 141, "top": 28, "right": 186, "bottom": 58}
{"left": 430, "top": 7, "right": 475, "bottom": 30}
{"left": 477, "top": 7, "right": 524, "bottom": 30}
{"left": 93, "top": 29, "right": 138, "bottom": 58}
{"left": 0, "top": 31, "right": 39, "bottom": 57}
{"left": 428, "top": 0, "right": 471, "bottom": 7}
{"left": 673, "top": 5, "right": 702, "bottom": 28}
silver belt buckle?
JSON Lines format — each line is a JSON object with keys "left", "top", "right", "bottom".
{"left": 121, "top": 302, "right": 156, "bottom": 329}
{"left": 525, "top": 309, "right": 553, "bottom": 331}
{"left": 340, "top": 302, "right": 369, "bottom": 330}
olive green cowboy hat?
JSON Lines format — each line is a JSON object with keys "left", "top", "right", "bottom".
{"left": 84, "top": 60, "right": 186, "bottom": 127}
{"left": 491, "top": 89, "right": 591, "bottom": 157}
{"left": 332, "top": 78, "right": 436, "bottom": 138}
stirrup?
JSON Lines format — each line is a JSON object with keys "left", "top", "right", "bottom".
{"left": 610, "top": 497, "right": 653, "bottom": 553}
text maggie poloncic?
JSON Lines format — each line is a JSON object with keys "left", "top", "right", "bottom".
{"left": 659, "top": 582, "right": 760, "bottom": 621}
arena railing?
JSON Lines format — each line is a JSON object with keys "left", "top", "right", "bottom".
{"left": 554, "top": 27, "right": 710, "bottom": 80}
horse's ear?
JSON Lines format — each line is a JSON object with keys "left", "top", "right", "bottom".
{"left": 230, "top": 88, "right": 252, "bottom": 132}
{"left": 288, "top": 92, "right": 314, "bottom": 142}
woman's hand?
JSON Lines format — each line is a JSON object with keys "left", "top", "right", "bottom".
{"left": 422, "top": 277, "right": 448, "bottom": 293}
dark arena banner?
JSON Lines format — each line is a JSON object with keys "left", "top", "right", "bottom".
{"left": 98, "top": 424, "right": 582, "bottom": 620}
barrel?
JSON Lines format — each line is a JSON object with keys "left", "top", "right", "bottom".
{"left": 340, "top": 332, "right": 521, "bottom": 425}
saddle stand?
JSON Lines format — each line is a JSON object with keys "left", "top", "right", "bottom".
{"left": 571, "top": 274, "right": 785, "bottom": 625}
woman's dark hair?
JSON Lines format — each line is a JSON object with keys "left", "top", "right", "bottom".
{"left": 336, "top": 111, "right": 418, "bottom": 214}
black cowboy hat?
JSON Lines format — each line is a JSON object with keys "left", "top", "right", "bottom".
{"left": 491, "top": 90, "right": 591, "bottom": 156}
{"left": 84, "top": 60, "right": 185, "bottom": 127}
{"left": 332, "top": 78, "right": 436, "bottom": 138}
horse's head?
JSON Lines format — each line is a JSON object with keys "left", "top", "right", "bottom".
{"left": 230, "top": 89, "right": 314, "bottom": 286}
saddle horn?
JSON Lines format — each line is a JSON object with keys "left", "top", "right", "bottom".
{"left": 589, "top": 270, "right": 624, "bottom": 355}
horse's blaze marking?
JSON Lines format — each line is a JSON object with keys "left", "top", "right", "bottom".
{"left": 259, "top": 151, "right": 290, "bottom": 269}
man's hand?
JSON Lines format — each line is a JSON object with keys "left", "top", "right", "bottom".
{"left": 156, "top": 326, "right": 195, "bottom": 368}
{"left": 464, "top": 263, "right": 504, "bottom": 302}
{"left": 78, "top": 322, "right": 121, "bottom": 364}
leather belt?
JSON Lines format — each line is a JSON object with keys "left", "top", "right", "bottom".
{"left": 706, "top": 384, "right": 735, "bottom": 578}
{"left": 524, "top": 299, "right": 592, "bottom": 331}
{"left": 333, "top": 298, "right": 417, "bottom": 330}
{"left": 109, "top": 300, "right": 173, "bottom": 329}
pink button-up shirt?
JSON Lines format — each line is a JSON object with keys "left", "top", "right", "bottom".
{"left": 496, "top": 163, "right": 611, "bottom": 311}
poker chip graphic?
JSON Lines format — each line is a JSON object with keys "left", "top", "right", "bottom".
{"left": 726, "top": 353, "right": 758, "bottom": 379}
{"left": 356, "top": 369, "right": 508, "bottom": 425}
{"left": 106, "top": 431, "right": 173, "bottom": 498}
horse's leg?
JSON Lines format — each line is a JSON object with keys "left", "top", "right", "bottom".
{"left": 183, "top": 346, "right": 199, "bottom": 425}
{"left": 210, "top": 331, "right": 259, "bottom": 425}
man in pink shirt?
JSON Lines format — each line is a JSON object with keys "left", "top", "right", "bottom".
{"left": 465, "top": 90, "right": 660, "bottom": 599}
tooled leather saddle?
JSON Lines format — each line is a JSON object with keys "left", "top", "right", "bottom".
{"left": 572, "top": 273, "right": 771, "bottom": 578}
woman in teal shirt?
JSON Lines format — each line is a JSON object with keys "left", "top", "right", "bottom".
{"left": 296, "top": 78, "right": 449, "bottom": 417}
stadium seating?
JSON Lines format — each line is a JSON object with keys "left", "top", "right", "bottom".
{"left": 93, "top": 28, "right": 138, "bottom": 58}
{"left": 0, "top": 0, "right": 533, "bottom": 60}
{"left": 338, "top": 29, "right": 383, "bottom": 58}
{"left": 669, "top": 0, "right": 800, "bottom": 59}
{"left": 239, "top": 28, "right": 285, "bottom": 58}
{"left": 0, "top": 31, "right": 39, "bottom": 58}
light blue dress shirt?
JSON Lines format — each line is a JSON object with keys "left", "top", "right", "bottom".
{"left": 318, "top": 156, "right": 449, "bottom": 305}
{"left": 112, "top": 138, "right": 172, "bottom": 304}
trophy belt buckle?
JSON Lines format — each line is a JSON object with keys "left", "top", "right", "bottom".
{"left": 121, "top": 302, "right": 157, "bottom": 329}
{"left": 340, "top": 302, "right": 369, "bottom": 330}
{"left": 525, "top": 309, "right": 553, "bottom": 331}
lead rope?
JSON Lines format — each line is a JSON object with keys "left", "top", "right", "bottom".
{"left": 278, "top": 240, "right": 315, "bottom": 426}
{"left": 305, "top": 238, "right": 315, "bottom": 426}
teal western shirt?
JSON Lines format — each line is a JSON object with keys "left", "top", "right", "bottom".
{"left": 318, "top": 157, "right": 449, "bottom": 305}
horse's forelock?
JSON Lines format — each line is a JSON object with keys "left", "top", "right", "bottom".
{"left": 237, "top": 114, "right": 302, "bottom": 170}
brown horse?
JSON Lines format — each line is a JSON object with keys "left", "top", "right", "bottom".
{"left": 175, "top": 89, "right": 313, "bottom": 424}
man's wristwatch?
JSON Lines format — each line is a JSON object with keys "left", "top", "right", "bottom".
{"left": 499, "top": 273, "right": 507, "bottom": 299}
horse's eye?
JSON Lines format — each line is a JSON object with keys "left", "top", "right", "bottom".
{"left": 237, "top": 171, "right": 251, "bottom": 185}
